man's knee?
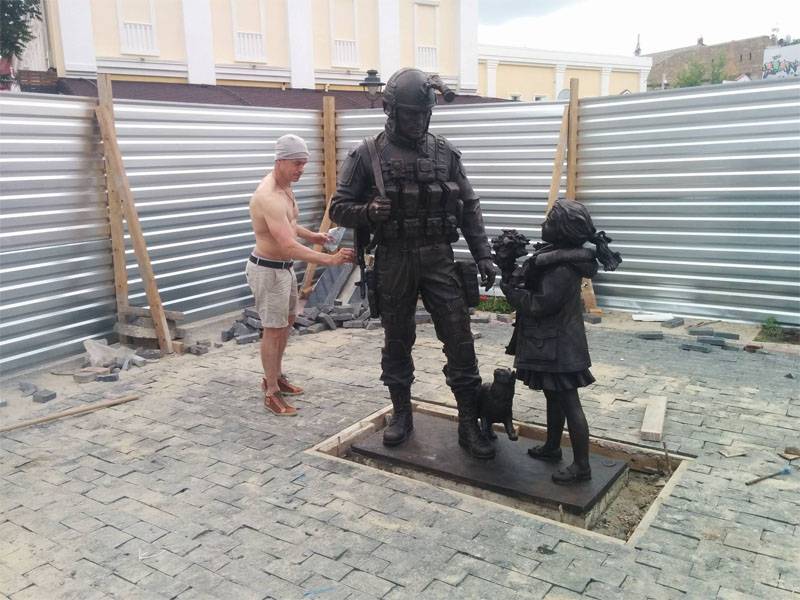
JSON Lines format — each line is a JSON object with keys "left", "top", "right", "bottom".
{"left": 262, "top": 326, "right": 284, "bottom": 341}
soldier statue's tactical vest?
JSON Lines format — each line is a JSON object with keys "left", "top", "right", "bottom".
{"left": 372, "top": 133, "right": 463, "bottom": 245}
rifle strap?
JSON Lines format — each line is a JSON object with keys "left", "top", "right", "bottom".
{"left": 364, "top": 136, "right": 385, "bottom": 252}
{"left": 365, "top": 136, "right": 386, "bottom": 197}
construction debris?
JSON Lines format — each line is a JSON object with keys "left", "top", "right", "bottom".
{"left": 697, "top": 336, "right": 727, "bottom": 347}
{"left": 713, "top": 331, "right": 740, "bottom": 340}
{"left": 680, "top": 343, "right": 712, "bottom": 353}
{"left": 32, "top": 389, "right": 56, "bottom": 403}
{"left": 636, "top": 332, "right": 664, "bottom": 340}
{"left": 745, "top": 466, "right": 793, "bottom": 486}
{"left": 496, "top": 314, "right": 514, "bottom": 324}
{"left": 583, "top": 314, "right": 601, "bottom": 324}
{"left": 632, "top": 313, "right": 674, "bottom": 322}
{"left": 640, "top": 397, "right": 667, "bottom": 442}
{"left": 688, "top": 328, "right": 714, "bottom": 336}
{"left": 743, "top": 344, "right": 763, "bottom": 353}
{"left": 661, "top": 317, "right": 684, "bottom": 328}
{"left": 18, "top": 382, "right": 37, "bottom": 397}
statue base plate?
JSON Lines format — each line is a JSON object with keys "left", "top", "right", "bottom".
{"left": 351, "top": 411, "right": 626, "bottom": 516}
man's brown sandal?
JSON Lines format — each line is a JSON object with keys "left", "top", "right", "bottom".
{"left": 277, "top": 376, "right": 304, "bottom": 396}
{"left": 264, "top": 392, "right": 297, "bottom": 417}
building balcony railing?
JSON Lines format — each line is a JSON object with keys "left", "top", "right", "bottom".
{"left": 416, "top": 45, "right": 438, "bottom": 71}
{"left": 235, "top": 31, "right": 266, "bottom": 63}
{"left": 332, "top": 39, "right": 358, "bottom": 68}
{"left": 121, "top": 22, "right": 158, "bottom": 56}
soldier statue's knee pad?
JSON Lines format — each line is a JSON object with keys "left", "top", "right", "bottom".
{"left": 444, "top": 341, "right": 477, "bottom": 367}
{"left": 384, "top": 339, "right": 410, "bottom": 360}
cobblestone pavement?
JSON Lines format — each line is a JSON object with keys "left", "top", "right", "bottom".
{"left": 1, "top": 312, "right": 798, "bottom": 599}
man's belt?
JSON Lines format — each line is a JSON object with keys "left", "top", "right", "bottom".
{"left": 249, "top": 255, "right": 293, "bottom": 269}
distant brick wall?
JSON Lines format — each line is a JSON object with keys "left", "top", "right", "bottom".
{"left": 647, "top": 36, "right": 771, "bottom": 88}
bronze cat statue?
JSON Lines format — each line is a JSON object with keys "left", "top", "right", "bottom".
{"left": 478, "top": 368, "right": 518, "bottom": 441}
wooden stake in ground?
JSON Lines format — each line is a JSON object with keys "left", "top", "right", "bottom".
{"left": 563, "top": 77, "right": 600, "bottom": 313}
{"left": 0, "top": 395, "right": 140, "bottom": 434}
{"left": 97, "top": 74, "right": 129, "bottom": 316}
{"left": 301, "top": 95, "right": 337, "bottom": 298}
{"left": 95, "top": 77, "right": 173, "bottom": 354}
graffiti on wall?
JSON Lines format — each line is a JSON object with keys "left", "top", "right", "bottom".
{"left": 762, "top": 45, "right": 800, "bottom": 78}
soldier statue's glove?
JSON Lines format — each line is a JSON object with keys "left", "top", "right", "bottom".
{"left": 367, "top": 196, "right": 392, "bottom": 223}
{"left": 477, "top": 258, "right": 497, "bottom": 291}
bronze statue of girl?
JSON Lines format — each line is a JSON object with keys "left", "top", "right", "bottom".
{"left": 499, "top": 199, "right": 621, "bottom": 484}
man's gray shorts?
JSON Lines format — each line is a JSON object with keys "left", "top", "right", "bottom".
{"left": 245, "top": 259, "right": 298, "bottom": 328}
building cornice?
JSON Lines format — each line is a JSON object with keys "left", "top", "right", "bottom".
{"left": 95, "top": 57, "right": 188, "bottom": 78}
{"left": 216, "top": 64, "right": 290, "bottom": 83}
{"left": 478, "top": 44, "right": 652, "bottom": 71}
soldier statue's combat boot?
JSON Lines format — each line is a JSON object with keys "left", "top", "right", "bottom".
{"left": 455, "top": 389, "right": 495, "bottom": 459}
{"left": 383, "top": 386, "right": 413, "bottom": 446}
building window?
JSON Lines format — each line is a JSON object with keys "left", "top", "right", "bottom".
{"left": 232, "top": 0, "right": 267, "bottom": 63}
{"left": 330, "top": 0, "right": 358, "bottom": 68}
{"left": 414, "top": 1, "right": 438, "bottom": 71}
{"left": 117, "top": 0, "right": 158, "bottom": 56}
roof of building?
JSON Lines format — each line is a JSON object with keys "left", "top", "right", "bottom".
{"left": 55, "top": 78, "right": 505, "bottom": 110}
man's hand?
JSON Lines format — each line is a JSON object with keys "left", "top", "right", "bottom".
{"left": 477, "top": 258, "right": 497, "bottom": 291}
{"left": 328, "top": 248, "right": 355, "bottom": 265}
{"left": 367, "top": 196, "right": 392, "bottom": 223}
{"left": 311, "top": 231, "right": 333, "bottom": 246}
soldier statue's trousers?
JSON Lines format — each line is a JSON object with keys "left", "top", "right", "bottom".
{"left": 376, "top": 241, "right": 480, "bottom": 394}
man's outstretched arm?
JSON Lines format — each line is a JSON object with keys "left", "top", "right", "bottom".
{"left": 263, "top": 200, "right": 352, "bottom": 265}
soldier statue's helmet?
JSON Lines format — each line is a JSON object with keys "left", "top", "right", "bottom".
{"left": 382, "top": 68, "right": 437, "bottom": 114}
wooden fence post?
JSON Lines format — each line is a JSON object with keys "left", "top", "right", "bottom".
{"left": 95, "top": 82, "right": 173, "bottom": 354}
{"left": 301, "top": 95, "right": 337, "bottom": 298}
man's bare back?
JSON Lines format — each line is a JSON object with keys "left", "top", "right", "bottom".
{"left": 250, "top": 172, "right": 296, "bottom": 260}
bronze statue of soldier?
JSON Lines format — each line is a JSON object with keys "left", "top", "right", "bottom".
{"left": 330, "top": 68, "right": 498, "bottom": 459}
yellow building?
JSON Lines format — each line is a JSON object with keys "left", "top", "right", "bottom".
{"left": 479, "top": 45, "right": 652, "bottom": 100}
{"left": 41, "top": 0, "right": 480, "bottom": 92}
{"left": 29, "top": 1, "right": 650, "bottom": 99}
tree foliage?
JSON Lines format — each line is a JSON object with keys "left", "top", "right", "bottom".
{"left": 709, "top": 53, "right": 728, "bottom": 84}
{"left": 674, "top": 59, "right": 705, "bottom": 87}
{"left": 0, "top": 0, "right": 42, "bottom": 60}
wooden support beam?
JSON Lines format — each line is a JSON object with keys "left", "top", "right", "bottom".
{"left": 97, "top": 74, "right": 129, "bottom": 315}
{"left": 545, "top": 104, "right": 570, "bottom": 214}
{"left": 564, "top": 77, "right": 600, "bottom": 313}
{"left": 301, "top": 95, "right": 337, "bottom": 298}
{"left": 95, "top": 102, "right": 173, "bottom": 354}
{"left": 566, "top": 77, "right": 579, "bottom": 200}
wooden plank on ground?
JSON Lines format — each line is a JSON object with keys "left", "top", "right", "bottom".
{"left": 96, "top": 103, "right": 173, "bottom": 354}
{"left": 97, "top": 74, "right": 129, "bottom": 315}
{"left": 120, "top": 306, "right": 185, "bottom": 321}
{"left": 640, "top": 397, "right": 667, "bottom": 442}
{"left": 0, "top": 395, "right": 140, "bottom": 434}
{"left": 301, "top": 95, "right": 337, "bottom": 298}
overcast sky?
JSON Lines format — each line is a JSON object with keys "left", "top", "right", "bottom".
{"left": 478, "top": 0, "right": 800, "bottom": 55}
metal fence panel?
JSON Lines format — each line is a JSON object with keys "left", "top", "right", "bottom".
{"left": 0, "top": 93, "right": 115, "bottom": 375}
{"left": 337, "top": 78, "right": 800, "bottom": 325}
{"left": 112, "top": 99, "right": 325, "bottom": 322}
{"left": 579, "top": 79, "right": 800, "bottom": 324}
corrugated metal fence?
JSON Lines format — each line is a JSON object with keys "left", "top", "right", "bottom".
{"left": 337, "top": 78, "right": 800, "bottom": 325}
{"left": 1, "top": 79, "right": 798, "bottom": 375}
{"left": 0, "top": 93, "right": 115, "bottom": 375}
{"left": 0, "top": 93, "right": 324, "bottom": 375}
{"left": 113, "top": 99, "right": 324, "bottom": 321}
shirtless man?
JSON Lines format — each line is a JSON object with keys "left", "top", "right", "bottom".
{"left": 247, "top": 134, "right": 354, "bottom": 416}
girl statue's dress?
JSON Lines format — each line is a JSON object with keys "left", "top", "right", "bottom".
{"left": 500, "top": 199, "right": 621, "bottom": 484}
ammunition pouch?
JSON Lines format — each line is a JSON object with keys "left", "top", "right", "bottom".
{"left": 455, "top": 260, "right": 480, "bottom": 308}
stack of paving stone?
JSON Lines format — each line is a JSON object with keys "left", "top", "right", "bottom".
{"left": 295, "top": 303, "right": 382, "bottom": 334}
{"left": 221, "top": 308, "right": 264, "bottom": 345}
{"left": 681, "top": 327, "right": 741, "bottom": 353}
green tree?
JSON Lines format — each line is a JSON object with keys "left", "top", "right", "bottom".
{"left": 0, "top": 0, "right": 42, "bottom": 61}
{"left": 709, "top": 52, "right": 728, "bottom": 84}
{"left": 674, "top": 59, "right": 706, "bottom": 87}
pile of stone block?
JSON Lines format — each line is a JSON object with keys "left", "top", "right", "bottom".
{"left": 296, "top": 303, "right": 382, "bottom": 334}
{"left": 221, "top": 308, "right": 264, "bottom": 344}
